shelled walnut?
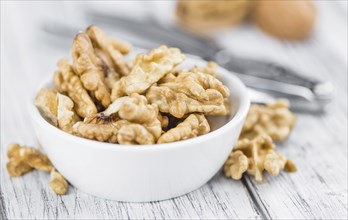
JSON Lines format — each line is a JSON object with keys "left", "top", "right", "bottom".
{"left": 35, "top": 88, "right": 80, "bottom": 133}
{"left": 146, "top": 86, "right": 229, "bottom": 118}
{"left": 111, "top": 45, "right": 185, "bottom": 100}
{"left": 35, "top": 88, "right": 58, "bottom": 126}
{"left": 241, "top": 99, "right": 296, "bottom": 141}
{"left": 224, "top": 101, "right": 297, "bottom": 182}
{"left": 6, "top": 143, "right": 69, "bottom": 195}
{"left": 57, "top": 93, "right": 80, "bottom": 133}
{"left": 73, "top": 94, "right": 162, "bottom": 144}
{"left": 53, "top": 59, "right": 97, "bottom": 118}
{"left": 6, "top": 143, "right": 53, "bottom": 177}
{"left": 72, "top": 33, "right": 112, "bottom": 108}
{"left": 34, "top": 26, "right": 234, "bottom": 145}
{"left": 87, "top": 25, "right": 130, "bottom": 78}
{"left": 224, "top": 135, "right": 296, "bottom": 182}
{"left": 191, "top": 61, "right": 218, "bottom": 76}
{"left": 49, "top": 169, "right": 69, "bottom": 195}
{"left": 158, "top": 114, "right": 210, "bottom": 144}
{"left": 158, "top": 70, "right": 229, "bottom": 104}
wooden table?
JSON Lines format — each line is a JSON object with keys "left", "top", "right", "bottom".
{"left": 1, "top": 1, "right": 347, "bottom": 219}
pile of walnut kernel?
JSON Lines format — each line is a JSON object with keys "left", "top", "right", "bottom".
{"left": 6, "top": 26, "right": 297, "bottom": 195}
{"left": 35, "top": 25, "right": 230, "bottom": 145}
{"left": 6, "top": 143, "right": 68, "bottom": 195}
{"left": 223, "top": 99, "right": 297, "bottom": 182}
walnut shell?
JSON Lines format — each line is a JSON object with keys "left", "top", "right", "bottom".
{"left": 176, "top": 0, "right": 252, "bottom": 33}
{"left": 253, "top": 0, "right": 316, "bottom": 40}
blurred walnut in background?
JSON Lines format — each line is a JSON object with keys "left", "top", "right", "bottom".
{"left": 253, "top": 0, "right": 317, "bottom": 40}
{"left": 176, "top": 0, "right": 316, "bottom": 41}
{"left": 176, "top": 0, "right": 252, "bottom": 33}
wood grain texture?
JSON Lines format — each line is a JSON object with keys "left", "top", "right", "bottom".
{"left": 260, "top": 52, "right": 347, "bottom": 219}
{"left": 233, "top": 2, "right": 348, "bottom": 218}
{"left": 1, "top": 1, "right": 347, "bottom": 219}
{"left": 0, "top": 189, "right": 8, "bottom": 220}
{"left": 1, "top": 164, "right": 261, "bottom": 219}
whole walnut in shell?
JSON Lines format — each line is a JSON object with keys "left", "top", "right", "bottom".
{"left": 253, "top": 0, "right": 316, "bottom": 40}
{"left": 176, "top": 0, "right": 252, "bottom": 33}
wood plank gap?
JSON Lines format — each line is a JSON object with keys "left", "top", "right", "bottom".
{"left": 242, "top": 176, "right": 272, "bottom": 220}
{"left": 0, "top": 187, "right": 8, "bottom": 220}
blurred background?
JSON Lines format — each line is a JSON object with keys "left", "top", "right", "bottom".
{"left": 1, "top": 1, "right": 347, "bottom": 107}
{"left": 1, "top": 2, "right": 347, "bottom": 219}
{"left": 1, "top": 0, "right": 347, "bottom": 139}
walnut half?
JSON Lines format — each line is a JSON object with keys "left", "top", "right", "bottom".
{"left": 35, "top": 88, "right": 80, "bottom": 133}
{"left": 111, "top": 45, "right": 185, "bottom": 100}
{"left": 240, "top": 100, "right": 296, "bottom": 141}
{"left": 6, "top": 143, "right": 69, "bottom": 195}
{"left": 79, "top": 94, "right": 162, "bottom": 143}
{"left": 157, "top": 114, "right": 210, "bottom": 144}
{"left": 6, "top": 143, "right": 53, "bottom": 177}
{"left": 146, "top": 86, "right": 228, "bottom": 118}
{"left": 224, "top": 135, "right": 296, "bottom": 182}
{"left": 49, "top": 169, "right": 68, "bottom": 195}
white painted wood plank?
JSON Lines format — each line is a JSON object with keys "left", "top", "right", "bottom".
{"left": 244, "top": 108, "right": 348, "bottom": 219}
{"left": 0, "top": 3, "right": 261, "bottom": 219}
{"left": 1, "top": 159, "right": 261, "bottom": 219}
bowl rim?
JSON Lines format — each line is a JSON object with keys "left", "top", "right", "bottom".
{"left": 29, "top": 58, "right": 250, "bottom": 152}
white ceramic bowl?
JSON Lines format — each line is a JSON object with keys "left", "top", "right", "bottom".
{"left": 29, "top": 57, "right": 250, "bottom": 202}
